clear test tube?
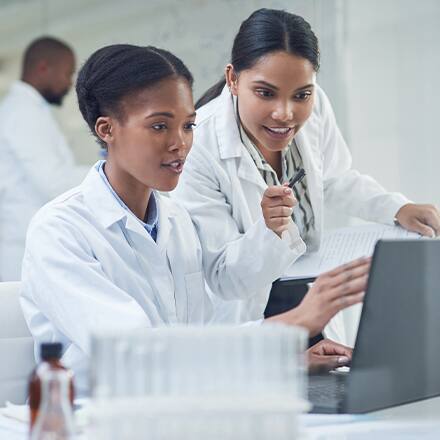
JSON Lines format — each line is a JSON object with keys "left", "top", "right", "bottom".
{"left": 91, "top": 334, "right": 117, "bottom": 399}
{"left": 89, "top": 324, "right": 307, "bottom": 440}
{"left": 131, "top": 343, "right": 147, "bottom": 396}
{"left": 113, "top": 339, "right": 130, "bottom": 396}
{"left": 150, "top": 338, "right": 165, "bottom": 396}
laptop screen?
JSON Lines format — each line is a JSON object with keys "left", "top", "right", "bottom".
{"left": 344, "top": 239, "right": 440, "bottom": 413}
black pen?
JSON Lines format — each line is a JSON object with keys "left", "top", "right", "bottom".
{"left": 288, "top": 168, "right": 306, "bottom": 189}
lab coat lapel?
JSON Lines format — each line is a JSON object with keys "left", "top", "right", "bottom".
{"left": 236, "top": 149, "right": 267, "bottom": 191}
{"left": 155, "top": 194, "right": 173, "bottom": 253}
{"left": 82, "top": 164, "right": 127, "bottom": 229}
{"left": 125, "top": 195, "right": 178, "bottom": 324}
{"left": 294, "top": 118, "right": 323, "bottom": 250}
{"left": 124, "top": 214, "right": 150, "bottom": 239}
{"left": 215, "top": 86, "right": 267, "bottom": 191}
{"left": 153, "top": 196, "right": 181, "bottom": 322}
{"left": 82, "top": 166, "right": 173, "bottom": 319}
{"left": 82, "top": 163, "right": 159, "bottom": 251}
{"left": 120, "top": 196, "right": 158, "bottom": 254}
{"left": 159, "top": 202, "right": 188, "bottom": 323}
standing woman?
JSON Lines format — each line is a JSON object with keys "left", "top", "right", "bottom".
{"left": 173, "top": 9, "right": 440, "bottom": 337}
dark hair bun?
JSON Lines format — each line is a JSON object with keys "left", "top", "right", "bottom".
{"left": 196, "top": 9, "right": 319, "bottom": 108}
{"left": 76, "top": 44, "right": 193, "bottom": 149}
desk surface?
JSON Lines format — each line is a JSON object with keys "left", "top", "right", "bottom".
{"left": 1, "top": 396, "right": 439, "bottom": 439}
{"left": 304, "top": 395, "right": 440, "bottom": 438}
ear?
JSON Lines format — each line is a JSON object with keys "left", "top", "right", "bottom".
{"left": 224, "top": 64, "right": 239, "bottom": 96}
{"left": 95, "top": 116, "right": 114, "bottom": 145}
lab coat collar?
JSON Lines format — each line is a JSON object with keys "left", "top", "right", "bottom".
{"left": 215, "top": 86, "right": 267, "bottom": 191}
{"left": 11, "top": 80, "right": 48, "bottom": 107}
{"left": 81, "top": 163, "right": 177, "bottom": 235}
{"left": 215, "top": 85, "right": 246, "bottom": 160}
{"left": 82, "top": 164, "right": 128, "bottom": 229}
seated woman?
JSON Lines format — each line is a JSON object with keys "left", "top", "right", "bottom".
{"left": 20, "top": 44, "right": 369, "bottom": 396}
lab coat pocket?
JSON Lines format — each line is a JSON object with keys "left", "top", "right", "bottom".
{"left": 184, "top": 271, "right": 205, "bottom": 324}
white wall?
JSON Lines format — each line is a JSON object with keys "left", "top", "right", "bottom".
{"left": 0, "top": 0, "right": 341, "bottom": 164}
{"left": 0, "top": 0, "right": 439, "bottom": 222}
{"left": 345, "top": 0, "right": 440, "bottom": 207}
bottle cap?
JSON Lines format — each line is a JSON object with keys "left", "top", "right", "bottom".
{"left": 40, "top": 342, "right": 63, "bottom": 361}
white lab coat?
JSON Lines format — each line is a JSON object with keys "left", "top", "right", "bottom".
{"left": 0, "top": 81, "right": 89, "bottom": 281}
{"left": 20, "top": 163, "right": 214, "bottom": 395}
{"left": 173, "top": 85, "right": 410, "bottom": 339}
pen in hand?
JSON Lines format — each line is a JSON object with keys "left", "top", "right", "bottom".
{"left": 288, "top": 168, "right": 306, "bottom": 189}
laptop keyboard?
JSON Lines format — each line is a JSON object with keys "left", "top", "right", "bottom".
{"left": 308, "top": 373, "right": 348, "bottom": 411}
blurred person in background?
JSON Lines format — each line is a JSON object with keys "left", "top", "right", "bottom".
{"left": 0, "top": 36, "right": 89, "bottom": 281}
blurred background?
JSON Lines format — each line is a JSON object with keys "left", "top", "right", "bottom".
{"left": 1, "top": 0, "right": 439, "bottom": 226}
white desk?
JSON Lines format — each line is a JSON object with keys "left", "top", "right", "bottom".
{"left": 1, "top": 396, "right": 439, "bottom": 439}
{"left": 304, "top": 396, "right": 440, "bottom": 438}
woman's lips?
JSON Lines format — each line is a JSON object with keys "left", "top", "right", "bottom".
{"left": 161, "top": 159, "right": 184, "bottom": 174}
{"left": 263, "top": 126, "right": 294, "bottom": 140}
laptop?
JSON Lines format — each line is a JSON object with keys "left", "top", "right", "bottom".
{"left": 308, "top": 239, "right": 440, "bottom": 413}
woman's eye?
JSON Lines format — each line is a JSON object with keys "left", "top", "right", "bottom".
{"left": 294, "top": 91, "right": 312, "bottom": 101}
{"left": 255, "top": 89, "right": 274, "bottom": 98}
{"left": 184, "top": 122, "right": 196, "bottom": 131}
{"left": 151, "top": 123, "right": 167, "bottom": 131}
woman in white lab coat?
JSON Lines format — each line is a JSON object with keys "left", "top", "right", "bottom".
{"left": 173, "top": 9, "right": 440, "bottom": 338}
{"left": 20, "top": 44, "right": 369, "bottom": 395}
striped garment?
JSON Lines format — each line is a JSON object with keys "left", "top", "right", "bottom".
{"left": 233, "top": 96, "right": 315, "bottom": 242}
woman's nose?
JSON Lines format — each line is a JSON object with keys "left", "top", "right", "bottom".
{"left": 271, "top": 101, "right": 294, "bottom": 122}
{"left": 168, "top": 131, "right": 189, "bottom": 151}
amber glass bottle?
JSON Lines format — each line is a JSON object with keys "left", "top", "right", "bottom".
{"left": 28, "top": 343, "right": 74, "bottom": 430}
{"left": 30, "top": 369, "right": 75, "bottom": 440}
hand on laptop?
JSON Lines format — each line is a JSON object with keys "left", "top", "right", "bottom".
{"left": 292, "top": 257, "right": 371, "bottom": 337}
{"left": 266, "top": 257, "right": 370, "bottom": 335}
{"left": 307, "top": 339, "right": 352, "bottom": 374}
{"left": 395, "top": 203, "right": 440, "bottom": 237}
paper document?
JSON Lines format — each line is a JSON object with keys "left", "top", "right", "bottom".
{"left": 283, "top": 224, "right": 421, "bottom": 280}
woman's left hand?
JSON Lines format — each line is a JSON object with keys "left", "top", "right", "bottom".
{"left": 395, "top": 203, "right": 440, "bottom": 237}
{"left": 307, "top": 339, "right": 352, "bottom": 374}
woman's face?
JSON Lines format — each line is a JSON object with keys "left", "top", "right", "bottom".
{"left": 228, "top": 51, "right": 316, "bottom": 153}
{"left": 101, "top": 77, "right": 196, "bottom": 192}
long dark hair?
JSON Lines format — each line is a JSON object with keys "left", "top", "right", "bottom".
{"left": 76, "top": 44, "right": 194, "bottom": 148}
{"left": 196, "top": 8, "right": 319, "bottom": 109}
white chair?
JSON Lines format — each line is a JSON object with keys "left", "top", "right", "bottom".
{"left": 0, "top": 281, "right": 35, "bottom": 405}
